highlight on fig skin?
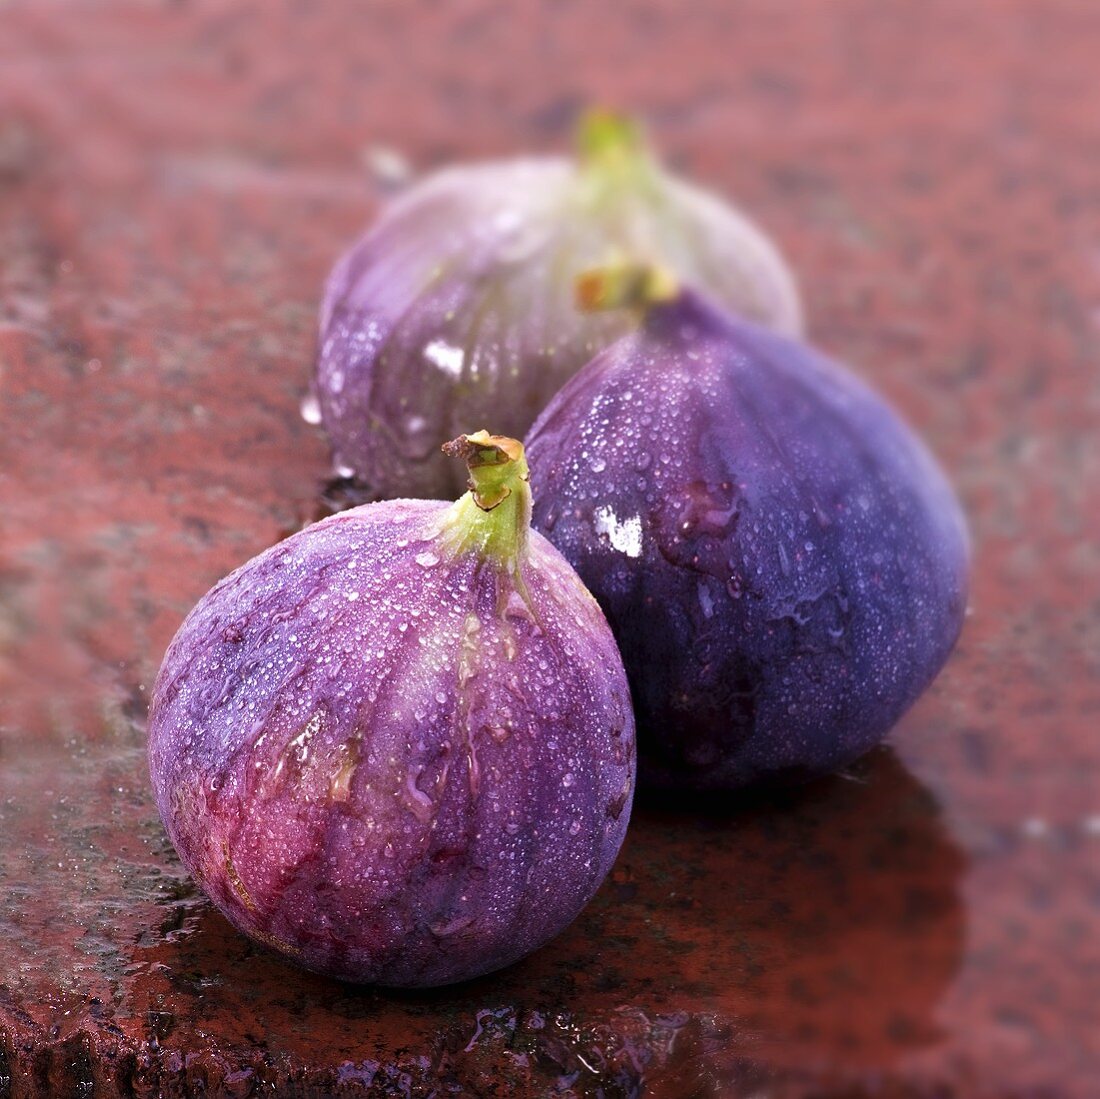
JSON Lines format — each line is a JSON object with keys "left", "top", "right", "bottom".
{"left": 147, "top": 432, "right": 635, "bottom": 987}
{"left": 313, "top": 109, "right": 802, "bottom": 500}
{"left": 526, "top": 272, "right": 970, "bottom": 792}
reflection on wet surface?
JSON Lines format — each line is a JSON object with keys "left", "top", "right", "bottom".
{"left": 0, "top": 711, "right": 965, "bottom": 1094}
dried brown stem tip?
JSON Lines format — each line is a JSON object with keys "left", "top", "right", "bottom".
{"left": 575, "top": 263, "right": 678, "bottom": 313}
{"left": 442, "top": 431, "right": 528, "bottom": 512}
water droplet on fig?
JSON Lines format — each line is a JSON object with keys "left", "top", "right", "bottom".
{"left": 403, "top": 767, "right": 435, "bottom": 823}
{"left": 397, "top": 413, "right": 438, "bottom": 460}
{"left": 493, "top": 208, "right": 522, "bottom": 234}
{"left": 698, "top": 583, "right": 715, "bottom": 618}
{"left": 299, "top": 392, "right": 322, "bottom": 425}
{"left": 429, "top": 913, "right": 474, "bottom": 938}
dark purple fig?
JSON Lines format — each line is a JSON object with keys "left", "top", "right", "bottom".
{"left": 313, "top": 112, "right": 801, "bottom": 499}
{"left": 147, "top": 433, "right": 635, "bottom": 987}
{"left": 526, "top": 275, "right": 969, "bottom": 791}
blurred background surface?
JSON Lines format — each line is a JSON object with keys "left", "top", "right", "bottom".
{"left": 1, "top": 1, "right": 1097, "bottom": 1096}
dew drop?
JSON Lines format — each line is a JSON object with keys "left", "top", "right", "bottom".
{"left": 415, "top": 551, "right": 439, "bottom": 569}
{"left": 299, "top": 392, "right": 322, "bottom": 425}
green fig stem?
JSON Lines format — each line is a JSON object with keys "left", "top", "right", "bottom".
{"left": 575, "top": 261, "right": 679, "bottom": 313}
{"left": 440, "top": 431, "right": 531, "bottom": 575}
{"left": 575, "top": 109, "right": 658, "bottom": 203}
{"left": 577, "top": 109, "right": 645, "bottom": 165}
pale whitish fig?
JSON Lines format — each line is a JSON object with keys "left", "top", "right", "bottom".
{"left": 148, "top": 434, "right": 634, "bottom": 986}
{"left": 314, "top": 112, "right": 801, "bottom": 498}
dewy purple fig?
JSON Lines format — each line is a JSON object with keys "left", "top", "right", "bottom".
{"left": 147, "top": 433, "right": 635, "bottom": 987}
{"left": 314, "top": 111, "right": 801, "bottom": 499}
{"left": 526, "top": 269, "right": 970, "bottom": 791}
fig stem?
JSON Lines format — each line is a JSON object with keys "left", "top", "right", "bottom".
{"left": 575, "top": 262, "right": 679, "bottom": 313}
{"left": 576, "top": 109, "right": 646, "bottom": 166}
{"left": 440, "top": 432, "right": 532, "bottom": 573}
{"left": 575, "top": 109, "right": 658, "bottom": 204}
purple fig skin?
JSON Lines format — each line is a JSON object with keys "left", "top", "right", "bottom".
{"left": 147, "top": 492, "right": 635, "bottom": 987}
{"left": 526, "top": 291, "right": 969, "bottom": 791}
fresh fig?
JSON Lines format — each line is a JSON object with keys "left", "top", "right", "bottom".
{"left": 314, "top": 111, "right": 801, "bottom": 498}
{"left": 526, "top": 275, "right": 969, "bottom": 790}
{"left": 147, "top": 433, "right": 635, "bottom": 986}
